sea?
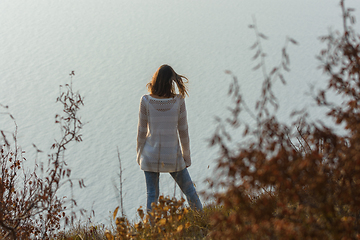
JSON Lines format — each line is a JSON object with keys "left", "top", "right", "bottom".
{"left": 0, "top": 0, "right": 359, "bottom": 225}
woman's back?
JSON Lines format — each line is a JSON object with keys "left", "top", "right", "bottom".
{"left": 148, "top": 95, "right": 179, "bottom": 134}
{"left": 137, "top": 94, "right": 190, "bottom": 173}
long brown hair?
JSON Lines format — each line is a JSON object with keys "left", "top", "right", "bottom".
{"left": 147, "top": 65, "right": 189, "bottom": 98}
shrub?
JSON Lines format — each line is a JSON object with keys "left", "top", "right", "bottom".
{"left": 208, "top": 1, "right": 360, "bottom": 239}
{"left": 106, "top": 195, "right": 215, "bottom": 240}
{"left": 0, "top": 71, "right": 84, "bottom": 239}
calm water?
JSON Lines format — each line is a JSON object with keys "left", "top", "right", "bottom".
{"left": 1, "top": 0, "right": 359, "bottom": 223}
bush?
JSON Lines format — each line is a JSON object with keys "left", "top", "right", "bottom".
{"left": 0, "top": 72, "right": 84, "bottom": 239}
{"left": 104, "top": 195, "right": 222, "bottom": 240}
{"left": 208, "top": 1, "right": 360, "bottom": 239}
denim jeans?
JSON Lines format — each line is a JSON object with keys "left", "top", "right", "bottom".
{"left": 144, "top": 168, "right": 203, "bottom": 212}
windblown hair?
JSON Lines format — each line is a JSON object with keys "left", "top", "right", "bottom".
{"left": 147, "top": 65, "right": 189, "bottom": 98}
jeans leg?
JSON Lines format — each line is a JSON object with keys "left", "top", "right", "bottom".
{"left": 144, "top": 171, "right": 160, "bottom": 212}
{"left": 170, "top": 168, "right": 203, "bottom": 211}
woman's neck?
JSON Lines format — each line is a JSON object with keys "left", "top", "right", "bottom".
{"left": 150, "top": 94, "right": 174, "bottom": 99}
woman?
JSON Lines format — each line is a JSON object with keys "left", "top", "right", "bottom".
{"left": 136, "top": 64, "right": 203, "bottom": 212}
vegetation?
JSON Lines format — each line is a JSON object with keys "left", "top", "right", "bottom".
{"left": 208, "top": 0, "right": 360, "bottom": 239}
{"left": 0, "top": 72, "right": 85, "bottom": 239}
{"left": 1, "top": 0, "right": 360, "bottom": 239}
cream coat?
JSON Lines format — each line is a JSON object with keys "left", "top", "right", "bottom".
{"left": 136, "top": 94, "right": 191, "bottom": 172}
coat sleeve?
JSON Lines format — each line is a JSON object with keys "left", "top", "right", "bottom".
{"left": 136, "top": 96, "right": 148, "bottom": 165}
{"left": 178, "top": 97, "right": 191, "bottom": 167}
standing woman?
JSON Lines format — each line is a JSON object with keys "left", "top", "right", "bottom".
{"left": 136, "top": 64, "right": 203, "bottom": 212}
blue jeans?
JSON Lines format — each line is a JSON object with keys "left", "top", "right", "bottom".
{"left": 144, "top": 168, "right": 203, "bottom": 212}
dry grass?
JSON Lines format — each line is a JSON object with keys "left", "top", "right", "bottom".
{"left": 56, "top": 197, "right": 222, "bottom": 240}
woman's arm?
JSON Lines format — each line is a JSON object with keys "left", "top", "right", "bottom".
{"left": 178, "top": 97, "right": 191, "bottom": 167}
{"left": 136, "top": 96, "right": 148, "bottom": 164}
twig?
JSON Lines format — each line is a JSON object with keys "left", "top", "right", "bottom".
{"left": 117, "top": 147, "right": 124, "bottom": 216}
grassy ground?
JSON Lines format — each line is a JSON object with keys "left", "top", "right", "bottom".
{"left": 56, "top": 199, "right": 220, "bottom": 240}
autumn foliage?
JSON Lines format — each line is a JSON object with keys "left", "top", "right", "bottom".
{"left": 208, "top": 1, "right": 360, "bottom": 239}
{"left": 0, "top": 72, "right": 84, "bottom": 239}
{"left": 1, "top": 1, "right": 360, "bottom": 239}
